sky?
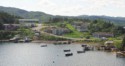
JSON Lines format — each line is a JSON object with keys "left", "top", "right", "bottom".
{"left": 0, "top": 0, "right": 125, "bottom": 17}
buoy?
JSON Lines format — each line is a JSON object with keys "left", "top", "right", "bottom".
{"left": 53, "top": 61, "right": 55, "bottom": 63}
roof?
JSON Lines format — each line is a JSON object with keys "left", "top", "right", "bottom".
{"left": 105, "top": 41, "right": 114, "bottom": 44}
{"left": 93, "top": 32, "right": 114, "bottom": 35}
{"left": 19, "top": 19, "right": 39, "bottom": 22}
{"left": 4, "top": 24, "right": 20, "bottom": 26}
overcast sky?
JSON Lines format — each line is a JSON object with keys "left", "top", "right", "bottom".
{"left": 0, "top": 0, "right": 125, "bottom": 17}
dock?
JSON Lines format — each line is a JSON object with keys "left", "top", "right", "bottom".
{"left": 116, "top": 51, "right": 125, "bottom": 58}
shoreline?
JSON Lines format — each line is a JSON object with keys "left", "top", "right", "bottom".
{"left": 0, "top": 40, "right": 100, "bottom": 46}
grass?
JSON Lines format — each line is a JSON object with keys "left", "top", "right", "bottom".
{"left": 63, "top": 23, "right": 89, "bottom": 38}
{"left": 114, "top": 40, "right": 122, "bottom": 49}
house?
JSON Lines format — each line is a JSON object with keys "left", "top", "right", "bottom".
{"left": 75, "top": 26, "right": 88, "bottom": 32}
{"left": 4, "top": 24, "right": 20, "bottom": 31}
{"left": 44, "top": 27, "right": 70, "bottom": 35}
{"left": 72, "top": 22, "right": 88, "bottom": 32}
{"left": 18, "top": 19, "right": 39, "bottom": 27}
{"left": 104, "top": 41, "right": 114, "bottom": 47}
{"left": 92, "top": 32, "right": 114, "bottom": 38}
{"left": 104, "top": 41, "right": 115, "bottom": 50}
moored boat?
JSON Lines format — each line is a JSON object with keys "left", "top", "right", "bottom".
{"left": 77, "top": 51, "right": 85, "bottom": 53}
{"left": 65, "top": 53, "right": 73, "bottom": 57}
{"left": 41, "top": 44, "right": 47, "bottom": 47}
{"left": 64, "top": 49, "right": 70, "bottom": 52}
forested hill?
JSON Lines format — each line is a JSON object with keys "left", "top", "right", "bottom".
{"left": 0, "top": 6, "right": 53, "bottom": 22}
{"left": 0, "top": 6, "right": 125, "bottom": 25}
{"left": 77, "top": 15, "right": 125, "bottom": 26}
{"left": 0, "top": 11, "right": 21, "bottom": 24}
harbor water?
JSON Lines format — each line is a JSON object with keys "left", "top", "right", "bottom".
{"left": 0, "top": 43, "right": 125, "bottom": 66}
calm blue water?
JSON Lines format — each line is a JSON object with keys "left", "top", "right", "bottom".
{"left": 0, "top": 43, "right": 125, "bottom": 66}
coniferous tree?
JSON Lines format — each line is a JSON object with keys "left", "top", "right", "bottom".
{"left": 0, "top": 22, "right": 4, "bottom": 30}
{"left": 121, "top": 35, "right": 125, "bottom": 51}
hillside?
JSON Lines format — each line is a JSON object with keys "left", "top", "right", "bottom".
{"left": 0, "top": 11, "right": 20, "bottom": 24}
{"left": 0, "top": 6, "right": 125, "bottom": 25}
{"left": 78, "top": 15, "right": 125, "bottom": 26}
{"left": 0, "top": 6, "right": 53, "bottom": 22}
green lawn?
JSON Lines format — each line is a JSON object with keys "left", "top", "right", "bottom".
{"left": 63, "top": 23, "right": 89, "bottom": 38}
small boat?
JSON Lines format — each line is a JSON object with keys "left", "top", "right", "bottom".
{"left": 81, "top": 44, "right": 87, "bottom": 47}
{"left": 9, "top": 37, "right": 19, "bottom": 43}
{"left": 65, "top": 53, "right": 73, "bottom": 57}
{"left": 64, "top": 49, "right": 70, "bottom": 52}
{"left": 53, "top": 61, "right": 55, "bottom": 63}
{"left": 85, "top": 47, "right": 90, "bottom": 51}
{"left": 77, "top": 51, "right": 85, "bottom": 53}
{"left": 41, "top": 45, "right": 47, "bottom": 47}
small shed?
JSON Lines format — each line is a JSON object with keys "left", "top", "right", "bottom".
{"left": 104, "top": 41, "right": 114, "bottom": 47}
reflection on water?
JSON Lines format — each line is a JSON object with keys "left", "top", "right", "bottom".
{"left": 0, "top": 43, "right": 125, "bottom": 66}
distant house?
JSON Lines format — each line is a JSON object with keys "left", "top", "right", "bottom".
{"left": 72, "top": 22, "right": 88, "bottom": 32}
{"left": 18, "top": 19, "right": 39, "bottom": 27}
{"left": 4, "top": 24, "right": 20, "bottom": 31}
{"left": 92, "top": 32, "right": 114, "bottom": 38}
{"left": 44, "top": 27, "right": 70, "bottom": 35}
{"left": 104, "top": 41, "right": 114, "bottom": 47}
{"left": 104, "top": 41, "right": 115, "bottom": 50}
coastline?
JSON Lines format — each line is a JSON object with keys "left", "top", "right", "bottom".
{"left": 0, "top": 40, "right": 101, "bottom": 45}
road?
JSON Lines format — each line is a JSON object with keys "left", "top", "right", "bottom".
{"left": 32, "top": 24, "right": 43, "bottom": 31}
{"left": 32, "top": 24, "right": 85, "bottom": 41}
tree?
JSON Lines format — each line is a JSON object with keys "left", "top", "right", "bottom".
{"left": 0, "top": 22, "right": 4, "bottom": 30}
{"left": 121, "top": 35, "right": 125, "bottom": 51}
{"left": 18, "top": 27, "right": 34, "bottom": 38}
{"left": 88, "top": 19, "right": 115, "bottom": 33}
{"left": 0, "top": 11, "right": 21, "bottom": 24}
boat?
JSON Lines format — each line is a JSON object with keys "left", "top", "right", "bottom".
{"left": 81, "top": 44, "right": 87, "bottom": 47}
{"left": 18, "top": 37, "right": 32, "bottom": 43}
{"left": 41, "top": 44, "right": 47, "bottom": 47}
{"left": 64, "top": 49, "right": 70, "bottom": 52}
{"left": 77, "top": 51, "right": 85, "bottom": 53}
{"left": 65, "top": 53, "right": 73, "bottom": 57}
{"left": 84, "top": 46, "right": 90, "bottom": 51}
{"left": 24, "top": 37, "right": 32, "bottom": 42}
{"left": 9, "top": 37, "right": 19, "bottom": 43}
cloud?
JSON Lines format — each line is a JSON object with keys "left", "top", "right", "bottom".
{"left": 33, "top": 0, "right": 125, "bottom": 16}
{"left": 0, "top": 0, "right": 124, "bottom": 16}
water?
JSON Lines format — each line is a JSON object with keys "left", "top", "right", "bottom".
{"left": 0, "top": 43, "right": 125, "bottom": 66}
